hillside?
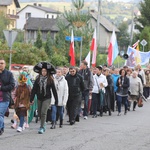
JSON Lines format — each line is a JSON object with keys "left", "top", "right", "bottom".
{"left": 18, "top": 0, "right": 140, "bottom": 27}
{"left": 18, "top": 0, "right": 141, "bottom": 3}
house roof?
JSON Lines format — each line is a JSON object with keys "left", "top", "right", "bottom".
{"left": 25, "top": 17, "right": 63, "bottom": 31}
{"left": 17, "top": 4, "right": 61, "bottom": 14}
{"left": 0, "top": 0, "right": 20, "bottom": 8}
{"left": 90, "top": 12, "right": 119, "bottom": 32}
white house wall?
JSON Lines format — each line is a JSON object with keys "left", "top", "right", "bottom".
{"left": 90, "top": 18, "right": 111, "bottom": 51}
{"left": 17, "top": 6, "right": 57, "bottom": 30}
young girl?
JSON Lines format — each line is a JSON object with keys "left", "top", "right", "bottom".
{"left": 30, "top": 66, "right": 58, "bottom": 134}
{"left": 14, "top": 73, "right": 31, "bottom": 132}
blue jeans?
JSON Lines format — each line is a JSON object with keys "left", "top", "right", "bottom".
{"left": 57, "top": 106, "right": 64, "bottom": 120}
{"left": 117, "top": 95, "right": 128, "bottom": 113}
{"left": 83, "top": 90, "right": 89, "bottom": 116}
{"left": 19, "top": 116, "right": 24, "bottom": 128}
{"left": 51, "top": 105, "right": 57, "bottom": 122}
{"left": 0, "top": 101, "right": 9, "bottom": 129}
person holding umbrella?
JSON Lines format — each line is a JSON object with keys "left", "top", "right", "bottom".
{"left": 30, "top": 62, "right": 58, "bottom": 134}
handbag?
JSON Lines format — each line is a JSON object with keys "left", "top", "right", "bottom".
{"left": 4, "top": 108, "right": 9, "bottom": 117}
{"left": 9, "top": 95, "right": 14, "bottom": 108}
{"left": 138, "top": 96, "right": 143, "bottom": 107}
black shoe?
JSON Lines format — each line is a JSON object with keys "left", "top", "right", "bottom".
{"left": 50, "top": 122, "right": 56, "bottom": 129}
{"left": 109, "top": 110, "right": 112, "bottom": 116}
{"left": 0, "top": 128, "right": 4, "bottom": 135}
{"left": 59, "top": 120, "right": 63, "bottom": 128}
{"left": 11, "top": 119, "right": 14, "bottom": 124}
{"left": 100, "top": 112, "right": 103, "bottom": 117}
{"left": 50, "top": 124, "right": 56, "bottom": 129}
{"left": 70, "top": 121, "right": 75, "bottom": 125}
{"left": 124, "top": 111, "right": 127, "bottom": 115}
{"left": 75, "top": 115, "right": 80, "bottom": 122}
{"left": 133, "top": 101, "right": 137, "bottom": 111}
{"left": 92, "top": 115, "right": 97, "bottom": 118}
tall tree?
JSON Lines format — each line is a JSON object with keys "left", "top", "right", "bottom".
{"left": 0, "top": 11, "right": 10, "bottom": 39}
{"left": 44, "top": 32, "right": 53, "bottom": 59}
{"left": 54, "top": 0, "right": 93, "bottom": 66}
{"left": 136, "top": 0, "right": 150, "bottom": 32}
{"left": 34, "top": 29, "right": 42, "bottom": 49}
{"left": 117, "top": 21, "right": 130, "bottom": 51}
{"left": 140, "top": 26, "right": 150, "bottom": 52}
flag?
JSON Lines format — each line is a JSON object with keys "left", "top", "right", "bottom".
{"left": 126, "top": 46, "right": 150, "bottom": 68}
{"left": 85, "top": 51, "right": 91, "bottom": 68}
{"left": 69, "top": 30, "right": 76, "bottom": 66}
{"left": 132, "top": 40, "right": 140, "bottom": 50}
{"left": 90, "top": 28, "right": 97, "bottom": 67}
{"left": 107, "top": 30, "right": 119, "bottom": 66}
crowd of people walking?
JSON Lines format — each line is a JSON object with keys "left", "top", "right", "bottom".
{"left": 0, "top": 57, "right": 150, "bottom": 135}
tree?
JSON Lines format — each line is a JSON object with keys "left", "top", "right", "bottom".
{"left": 34, "top": 29, "right": 43, "bottom": 49}
{"left": 53, "top": 0, "right": 93, "bottom": 66}
{"left": 12, "top": 42, "right": 48, "bottom": 65}
{"left": 139, "top": 26, "right": 150, "bottom": 52}
{"left": 51, "top": 53, "right": 69, "bottom": 67}
{"left": 14, "top": 29, "right": 24, "bottom": 42}
{"left": 136, "top": 0, "right": 150, "bottom": 32}
{"left": 44, "top": 32, "right": 53, "bottom": 59}
{"left": 0, "top": 11, "right": 10, "bottom": 39}
{"left": 117, "top": 21, "right": 130, "bottom": 51}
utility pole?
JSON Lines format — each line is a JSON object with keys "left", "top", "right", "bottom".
{"left": 130, "top": 4, "right": 134, "bottom": 46}
{"left": 97, "top": 0, "right": 101, "bottom": 46}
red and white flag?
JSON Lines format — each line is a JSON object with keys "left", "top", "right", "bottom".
{"left": 69, "top": 30, "right": 76, "bottom": 66}
{"left": 85, "top": 51, "right": 91, "bottom": 68}
{"left": 90, "top": 28, "right": 97, "bottom": 67}
{"left": 132, "top": 40, "right": 140, "bottom": 50}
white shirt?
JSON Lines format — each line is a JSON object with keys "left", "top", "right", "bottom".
{"left": 92, "top": 74, "right": 108, "bottom": 93}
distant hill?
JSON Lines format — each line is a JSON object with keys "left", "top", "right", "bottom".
{"left": 18, "top": 0, "right": 141, "bottom": 3}
{"left": 18, "top": 0, "right": 141, "bottom": 27}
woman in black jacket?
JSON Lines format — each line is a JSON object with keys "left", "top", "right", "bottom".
{"left": 116, "top": 69, "right": 130, "bottom": 116}
{"left": 30, "top": 67, "right": 58, "bottom": 134}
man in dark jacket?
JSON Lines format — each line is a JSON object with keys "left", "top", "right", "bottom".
{"left": 66, "top": 66, "right": 84, "bottom": 125}
{"left": 78, "top": 60, "right": 94, "bottom": 119}
{"left": 0, "top": 58, "right": 15, "bottom": 135}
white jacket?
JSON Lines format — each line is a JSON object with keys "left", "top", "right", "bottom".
{"left": 92, "top": 74, "right": 108, "bottom": 93}
{"left": 51, "top": 76, "right": 68, "bottom": 106}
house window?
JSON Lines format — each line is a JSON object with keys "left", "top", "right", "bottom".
{"left": 52, "top": 15, "right": 54, "bottom": 19}
{"left": 25, "top": 13, "right": 31, "bottom": 19}
{"left": 47, "top": 14, "right": 49, "bottom": 18}
{"left": 12, "top": 10, "right": 15, "bottom": 15}
{"left": 8, "top": 9, "right": 10, "bottom": 14}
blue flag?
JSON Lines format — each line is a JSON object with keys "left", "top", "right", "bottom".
{"left": 126, "top": 46, "right": 150, "bottom": 67}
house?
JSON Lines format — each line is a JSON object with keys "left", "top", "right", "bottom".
{"left": 24, "top": 9, "right": 119, "bottom": 51}
{"left": 17, "top": 3, "right": 61, "bottom": 30}
{"left": 0, "top": 0, "right": 20, "bottom": 29}
{"left": 24, "top": 17, "right": 69, "bottom": 43}
{"left": 90, "top": 11, "right": 119, "bottom": 52}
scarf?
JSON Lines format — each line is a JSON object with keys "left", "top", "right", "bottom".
{"left": 55, "top": 76, "right": 63, "bottom": 91}
{"left": 39, "top": 75, "right": 48, "bottom": 96}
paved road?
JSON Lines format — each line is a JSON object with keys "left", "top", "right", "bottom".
{"left": 0, "top": 100, "right": 150, "bottom": 150}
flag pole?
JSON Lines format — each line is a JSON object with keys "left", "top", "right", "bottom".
{"left": 117, "top": 56, "right": 119, "bottom": 68}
